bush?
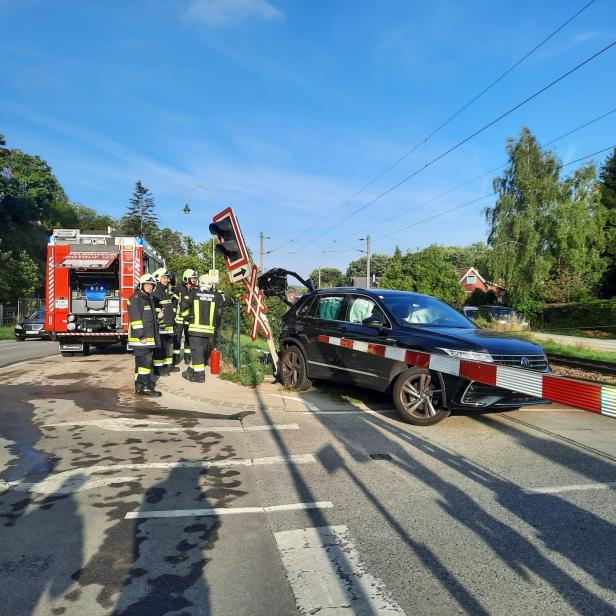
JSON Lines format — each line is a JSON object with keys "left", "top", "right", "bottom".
{"left": 541, "top": 299, "right": 616, "bottom": 331}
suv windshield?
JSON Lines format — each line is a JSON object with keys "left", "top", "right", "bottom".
{"left": 380, "top": 294, "right": 472, "bottom": 328}
{"left": 27, "top": 310, "right": 45, "bottom": 320}
{"left": 490, "top": 307, "right": 515, "bottom": 318}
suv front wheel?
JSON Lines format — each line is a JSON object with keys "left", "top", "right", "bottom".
{"left": 393, "top": 367, "right": 449, "bottom": 426}
{"left": 280, "top": 346, "right": 312, "bottom": 391}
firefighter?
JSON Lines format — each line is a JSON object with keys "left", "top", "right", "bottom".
{"left": 181, "top": 274, "right": 229, "bottom": 383}
{"left": 128, "top": 273, "right": 162, "bottom": 397}
{"left": 152, "top": 268, "right": 176, "bottom": 375}
{"left": 173, "top": 269, "right": 198, "bottom": 367}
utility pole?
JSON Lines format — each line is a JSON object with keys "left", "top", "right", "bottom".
{"left": 259, "top": 232, "right": 264, "bottom": 272}
{"left": 318, "top": 266, "right": 322, "bottom": 289}
{"left": 366, "top": 235, "right": 371, "bottom": 289}
{"left": 359, "top": 235, "right": 371, "bottom": 289}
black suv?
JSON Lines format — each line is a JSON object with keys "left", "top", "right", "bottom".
{"left": 279, "top": 288, "right": 549, "bottom": 425}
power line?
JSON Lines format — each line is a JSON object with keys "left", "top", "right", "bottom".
{"left": 273, "top": 0, "right": 597, "bottom": 255}
{"left": 376, "top": 143, "right": 615, "bottom": 241}
{"left": 337, "top": 105, "right": 616, "bottom": 241}
{"left": 294, "top": 39, "right": 616, "bottom": 254}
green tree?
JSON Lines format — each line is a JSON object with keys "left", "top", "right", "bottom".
{"left": 442, "top": 242, "right": 493, "bottom": 281}
{"left": 404, "top": 245, "right": 466, "bottom": 305}
{"left": 309, "top": 267, "right": 345, "bottom": 288}
{"left": 0, "top": 250, "right": 41, "bottom": 304}
{"left": 345, "top": 253, "right": 389, "bottom": 283}
{"left": 121, "top": 180, "right": 158, "bottom": 240}
{"left": 466, "top": 288, "right": 488, "bottom": 306}
{"left": 379, "top": 246, "right": 413, "bottom": 290}
{"left": 599, "top": 148, "right": 616, "bottom": 297}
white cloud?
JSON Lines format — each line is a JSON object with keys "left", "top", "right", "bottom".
{"left": 185, "top": 0, "right": 282, "bottom": 26}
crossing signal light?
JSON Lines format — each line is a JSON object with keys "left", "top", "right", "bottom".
{"left": 209, "top": 207, "right": 249, "bottom": 271}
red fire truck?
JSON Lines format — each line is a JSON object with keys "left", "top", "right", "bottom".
{"left": 44, "top": 228, "right": 165, "bottom": 356}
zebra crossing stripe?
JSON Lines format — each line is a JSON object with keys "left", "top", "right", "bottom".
{"left": 316, "top": 335, "right": 616, "bottom": 418}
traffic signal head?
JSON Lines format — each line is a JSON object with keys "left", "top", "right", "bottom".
{"left": 209, "top": 211, "right": 247, "bottom": 268}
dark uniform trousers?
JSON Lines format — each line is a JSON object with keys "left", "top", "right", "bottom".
{"left": 173, "top": 324, "right": 191, "bottom": 364}
{"left": 134, "top": 347, "right": 154, "bottom": 384}
{"left": 189, "top": 336, "right": 212, "bottom": 382}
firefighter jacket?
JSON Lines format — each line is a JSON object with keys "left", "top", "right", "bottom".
{"left": 181, "top": 289, "right": 229, "bottom": 337}
{"left": 153, "top": 282, "right": 174, "bottom": 334}
{"left": 173, "top": 283, "right": 192, "bottom": 326}
{"left": 128, "top": 289, "right": 161, "bottom": 348}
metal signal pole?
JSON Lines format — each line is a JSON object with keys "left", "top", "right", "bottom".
{"left": 360, "top": 235, "right": 371, "bottom": 288}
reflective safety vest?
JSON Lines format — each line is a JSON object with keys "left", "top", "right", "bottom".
{"left": 182, "top": 289, "right": 226, "bottom": 337}
{"left": 153, "top": 282, "right": 174, "bottom": 334}
{"left": 127, "top": 289, "right": 160, "bottom": 347}
{"left": 173, "top": 283, "right": 192, "bottom": 325}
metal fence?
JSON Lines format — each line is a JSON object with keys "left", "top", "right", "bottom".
{"left": 0, "top": 304, "right": 17, "bottom": 326}
{"left": 17, "top": 297, "right": 44, "bottom": 322}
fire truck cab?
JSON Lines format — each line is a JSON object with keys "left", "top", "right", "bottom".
{"left": 45, "top": 228, "right": 165, "bottom": 356}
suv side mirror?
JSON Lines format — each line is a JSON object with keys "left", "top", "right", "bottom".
{"left": 362, "top": 316, "right": 383, "bottom": 329}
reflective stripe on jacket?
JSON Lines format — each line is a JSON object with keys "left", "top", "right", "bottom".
{"left": 128, "top": 289, "right": 161, "bottom": 347}
{"left": 182, "top": 289, "right": 227, "bottom": 337}
{"left": 153, "top": 282, "right": 175, "bottom": 334}
{"left": 174, "top": 283, "right": 192, "bottom": 325}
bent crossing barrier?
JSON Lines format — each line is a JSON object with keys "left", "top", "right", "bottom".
{"left": 317, "top": 335, "right": 616, "bottom": 418}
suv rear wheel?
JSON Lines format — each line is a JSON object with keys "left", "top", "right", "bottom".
{"left": 393, "top": 367, "right": 449, "bottom": 426}
{"left": 280, "top": 346, "right": 312, "bottom": 391}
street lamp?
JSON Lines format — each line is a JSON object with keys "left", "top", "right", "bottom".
{"left": 182, "top": 185, "right": 216, "bottom": 269}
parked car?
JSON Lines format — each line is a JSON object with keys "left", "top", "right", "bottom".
{"left": 461, "top": 306, "right": 478, "bottom": 320}
{"left": 477, "top": 305, "right": 528, "bottom": 328}
{"left": 279, "top": 288, "right": 549, "bottom": 425}
{"left": 14, "top": 309, "right": 49, "bottom": 341}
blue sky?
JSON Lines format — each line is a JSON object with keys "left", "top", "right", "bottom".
{"left": 1, "top": 0, "right": 615, "bottom": 276}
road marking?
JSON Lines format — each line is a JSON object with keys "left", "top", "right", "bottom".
{"left": 43, "top": 417, "right": 299, "bottom": 433}
{"left": 524, "top": 481, "right": 616, "bottom": 494}
{"left": 126, "top": 501, "right": 334, "bottom": 519}
{"left": 268, "top": 408, "right": 398, "bottom": 415}
{"left": 267, "top": 394, "right": 320, "bottom": 411}
{"left": 274, "top": 525, "right": 406, "bottom": 616}
{"left": 0, "top": 455, "right": 315, "bottom": 495}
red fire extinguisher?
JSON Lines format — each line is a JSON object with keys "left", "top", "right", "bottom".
{"left": 210, "top": 347, "right": 220, "bottom": 375}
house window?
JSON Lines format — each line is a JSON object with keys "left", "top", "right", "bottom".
{"left": 466, "top": 275, "right": 476, "bottom": 284}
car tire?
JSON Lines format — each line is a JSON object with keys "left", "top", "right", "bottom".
{"left": 82, "top": 343, "right": 91, "bottom": 356}
{"left": 393, "top": 367, "right": 450, "bottom": 426}
{"left": 16, "top": 336, "right": 26, "bottom": 341}
{"left": 61, "top": 351, "right": 74, "bottom": 357}
{"left": 280, "top": 346, "right": 312, "bottom": 391}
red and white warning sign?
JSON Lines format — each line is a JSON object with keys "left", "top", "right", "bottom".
{"left": 243, "top": 265, "right": 272, "bottom": 341}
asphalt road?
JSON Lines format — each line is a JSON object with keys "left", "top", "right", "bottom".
{"left": 0, "top": 338, "right": 57, "bottom": 368}
{"left": 1, "top": 353, "right": 616, "bottom": 615}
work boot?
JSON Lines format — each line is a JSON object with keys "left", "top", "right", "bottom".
{"left": 159, "top": 366, "right": 171, "bottom": 377}
{"left": 135, "top": 382, "right": 161, "bottom": 397}
{"left": 182, "top": 368, "right": 193, "bottom": 381}
{"left": 169, "top": 366, "right": 181, "bottom": 372}
{"left": 145, "top": 381, "right": 162, "bottom": 397}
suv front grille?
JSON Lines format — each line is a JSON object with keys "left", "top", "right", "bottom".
{"left": 491, "top": 354, "right": 548, "bottom": 372}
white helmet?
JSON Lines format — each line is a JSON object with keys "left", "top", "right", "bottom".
{"left": 139, "top": 273, "right": 157, "bottom": 288}
{"left": 153, "top": 267, "right": 170, "bottom": 281}
{"left": 199, "top": 274, "right": 213, "bottom": 288}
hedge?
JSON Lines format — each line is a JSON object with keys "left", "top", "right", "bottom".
{"left": 541, "top": 299, "right": 616, "bottom": 330}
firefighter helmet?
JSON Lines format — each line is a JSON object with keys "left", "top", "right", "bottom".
{"left": 153, "top": 267, "right": 171, "bottom": 281}
{"left": 182, "top": 269, "right": 198, "bottom": 283}
{"left": 139, "top": 273, "right": 157, "bottom": 288}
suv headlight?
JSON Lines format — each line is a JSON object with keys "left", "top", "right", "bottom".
{"left": 437, "top": 348, "right": 493, "bottom": 363}
{"left": 15, "top": 324, "right": 23, "bottom": 330}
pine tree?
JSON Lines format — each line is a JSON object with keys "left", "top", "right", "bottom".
{"left": 599, "top": 148, "right": 616, "bottom": 297}
{"left": 380, "top": 246, "right": 413, "bottom": 291}
{"left": 122, "top": 180, "right": 158, "bottom": 239}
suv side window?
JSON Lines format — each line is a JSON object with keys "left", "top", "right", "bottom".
{"left": 346, "top": 296, "right": 387, "bottom": 325}
{"left": 295, "top": 296, "right": 315, "bottom": 317}
{"left": 316, "top": 296, "right": 345, "bottom": 321}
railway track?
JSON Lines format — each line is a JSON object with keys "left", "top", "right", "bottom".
{"left": 547, "top": 353, "right": 616, "bottom": 377}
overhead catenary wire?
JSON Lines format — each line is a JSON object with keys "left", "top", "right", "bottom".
{"left": 375, "top": 143, "right": 616, "bottom": 241}
{"left": 337, "top": 105, "right": 616, "bottom": 241}
{"left": 293, "top": 39, "right": 616, "bottom": 254}
{"left": 272, "top": 0, "right": 597, "bottom": 255}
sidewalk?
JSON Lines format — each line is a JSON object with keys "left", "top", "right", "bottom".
{"left": 156, "top": 365, "right": 396, "bottom": 414}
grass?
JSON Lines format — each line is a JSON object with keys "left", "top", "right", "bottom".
{"left": 0, "top": 325, "right": 15, "bottom": 340}
{"left": 217, "top": 328, "right": 274, "bottom": 387}
{"left": 526, "top": 336, "right": 616, "bottom": 364}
